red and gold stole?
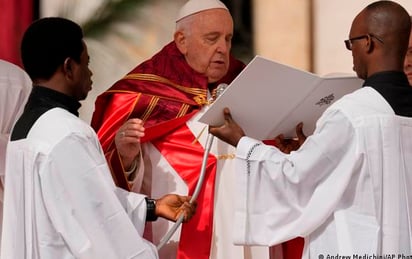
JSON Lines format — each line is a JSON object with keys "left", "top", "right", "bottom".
{"left": 92, "top": 72, "right": 207, "bottom": 189}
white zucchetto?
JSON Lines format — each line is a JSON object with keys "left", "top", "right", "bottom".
{"left": 176, "top": 0, "right": 229, "bottom": 22}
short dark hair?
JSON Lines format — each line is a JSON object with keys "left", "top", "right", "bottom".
{"left": 21, "top": 17, "right": 84, "bottom": 81}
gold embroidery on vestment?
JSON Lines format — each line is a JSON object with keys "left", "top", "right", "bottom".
{"left": 217, "top": 154, "right": 236, "bottom": 160}
{"left": 124, "top": 73, "right": 208, "bottom": 106}
{"left": 142, "top": 96, "right": 159, "bottom": 122}
{"left": 192, "top": 126, "right": 207, "bottom": 144}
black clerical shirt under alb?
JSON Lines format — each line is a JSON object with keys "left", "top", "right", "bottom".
{"left": 11, "top": 85, "right": 81, "bottom": 141}
{"left": 364, "top": 71, "right": 412, "bottom": 117}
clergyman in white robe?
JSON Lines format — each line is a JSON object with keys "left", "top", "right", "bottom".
{"left": 232, "top": 72, "right": 412, "bottom": 257}
{"left": 1, "top": 86, "right": 158, "bottom": 259}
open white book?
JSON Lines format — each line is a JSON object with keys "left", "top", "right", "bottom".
{"left": 199, "top": 55, "right": 363, "bottom": 140}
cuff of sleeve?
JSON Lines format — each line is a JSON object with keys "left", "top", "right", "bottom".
{"left": 236, "top": 136, "right": 262, "bottom": 159}
{"left": 124, "top": 159, "right": 137, "bottom": 177}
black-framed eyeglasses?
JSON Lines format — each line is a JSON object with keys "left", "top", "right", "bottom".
{"left": 344, "top": 34, "right": 384, "bottom": 50}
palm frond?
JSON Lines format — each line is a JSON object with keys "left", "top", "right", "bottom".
{"left": 77, "top": 0, "right": 149, "bottom": 38}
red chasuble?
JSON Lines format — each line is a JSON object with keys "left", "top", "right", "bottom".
{"left": 91, "top": 42, "right": 245, "bottom": 259}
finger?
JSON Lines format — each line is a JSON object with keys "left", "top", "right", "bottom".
{"left": 124, "top": 129, "right": 145, "bottom": 139}
{"left": 180, "top": 204, "right": 192, "bottom": 222}
{"left": 128, "top": 121, "right": 145, "bottom": 130}
{"left": 127, "top": 118, "right": 144, "bottom": 125}
{"left": 119, "top": 119, "right": 144, "bottom": 133}
{"left": 274, "top": 134, "right": 284, "bottom": 142}
{"left": 180, "top": 201, "right": 194, "bottom": 213}
{"left": 118, "top": 122, "right": 146, "bottom": 140}
{"left": 185, "top": 201, "right": 196, "bottom": 214}
{"left": 117, "top": 130, "right": 141, "bottom": 142}
{"left": 274, "top": 134, "right": 285, "bottom": 149}
{"left": 295, "top": 122, "right": 303, "bottom": 135}
{"left": 182, "top": 212, "right": 190, "bottom": 223}
{"left": 116, "top": 122, "right": 131, "bottom": 139}
{"left": 183, "top": 195, "right": 192, "bottom": 203}
{"left": 116, "top": 129, "right": 129, "bottom": 142}
{"left": 117, "top": 130, "right": 125, "bottom": 138}
{"left": 191, "top": 200, "right": 197, "bottom": 209}
{"left": 123, "top": 124, "right": 145, "bottom": 136}
{"left": 223, "top": 107, "right": 233, "bottom": 123}
{"left": 186, "top": 204, "right": 196, "bottom": 221}
{"left": 295, "top": 122, "right": 306, "bottom": 144}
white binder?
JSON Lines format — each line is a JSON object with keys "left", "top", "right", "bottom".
{"left": 199, "top": 55, "right": 363, "bottom": 139}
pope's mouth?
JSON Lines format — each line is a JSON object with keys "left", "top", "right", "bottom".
{"left": 211, "top": 62, "right": 227, "bottom": 70}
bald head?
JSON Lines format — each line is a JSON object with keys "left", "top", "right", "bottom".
{"left": 349, "top": 1, "right": 411, "bottom": 79}
{"left": 364, "top": 1, "right": 411, "bottom": 57}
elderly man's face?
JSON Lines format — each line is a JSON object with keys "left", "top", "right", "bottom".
{"left": 178, "top": 9, "right": 233, "bottom": 83}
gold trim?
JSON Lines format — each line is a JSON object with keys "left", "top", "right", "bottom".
{"left": 217, "top": 154, "right": 236, "bottom": 160}
{"left": 194, "top": 95, "right": 209, "bottom": 106}
{"left": 177, "top": 104, "right": 190, "bottom": 118}
{"left": 124, "top": 73, "right": 207, "bottom": 96}
{"left": 192, "top": 126, "right": 207, "bottom": 144}
{"left": 123, "top": 73, "right": 208, "bottom": 106}
{"left": 141, "top": 96, "right": 159, "bottom": 122}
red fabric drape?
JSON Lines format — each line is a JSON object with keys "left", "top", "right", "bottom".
{"left": 152, "top": 124, "right": 217, "bottom": 259}
{"left": 0, "top": 0, "right": 35, "bottom": 67}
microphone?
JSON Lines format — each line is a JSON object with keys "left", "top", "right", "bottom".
{"left": 215, "top": 83, "right": 228, "bottom": 98}
{"left": 211, "top": 83, "right": 228, "bottom": 101}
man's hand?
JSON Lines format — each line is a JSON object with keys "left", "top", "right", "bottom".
{"left": 274, "top": 122, "right": 307, "bottom": 154}
{"left": 209, "top": 107, "right": 245, "bottom": 147}
{"left": 155, "top": 194, "right": 197, "bottom": 223}
{"left": 115, "top": 118, "right": 145, "bottom": 170}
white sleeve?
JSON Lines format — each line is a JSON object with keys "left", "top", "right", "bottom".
{"left": 40, "top": 134, "right": 158, "bottom": 259}
{"left": 127, "top": 147, "right": 145, "bottom": 193}
{"left": 114, "top": 186, "right": 147, "bottom": 236}
{"left": 0, "top": 60, "right": 31, "bottom": 196}
{"left": 0, "top": 60, "right": 31, "bottom": 135}
{"left": 0, "top": 133, "right": 8, "bottom": 183}
{"left": 233, "top": 109, "right": 362, "bottom": 246}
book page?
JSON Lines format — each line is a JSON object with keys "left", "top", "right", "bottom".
{"left": 271, "top": 76, "right": 362, "bottom": 137}
{"left": 199, "top": 56, "right": 362, "bottom": 140}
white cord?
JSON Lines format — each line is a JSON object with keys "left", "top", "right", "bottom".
{"left": 157, "top": 133, "right": 215, "bottom": 250}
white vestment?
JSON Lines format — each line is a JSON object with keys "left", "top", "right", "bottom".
{"left": 135, "top": 106, "right": 270, "bottom": 259}
{"left": 0, "top": 59, "right": 31, "bottom": 251}
{"left": 1, "top": 108, "right": 158, "bottom": 259}
{"left": 233, "top": 87, "right": 412, "bottom": 257}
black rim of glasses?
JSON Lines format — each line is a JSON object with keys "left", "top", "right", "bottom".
{"left": 344, "top": 34, "right": 384, "bottom": 50}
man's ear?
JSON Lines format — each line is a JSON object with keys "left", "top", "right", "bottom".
{"left": 174, "top": 31, "right": 187, "bottom": 54}
{"left": 366, "top": 35, "right": 374, "bottom": 54}
{"left": 63, "top": 57, "right": 75, "bottom": 80}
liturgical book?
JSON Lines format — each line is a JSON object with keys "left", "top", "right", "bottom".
{"left": 199, "top": 55, "right": 363, "bottom": 140}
